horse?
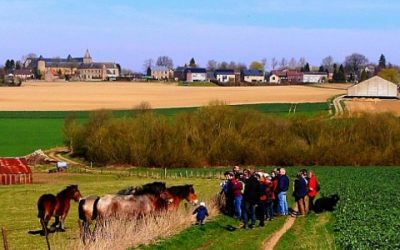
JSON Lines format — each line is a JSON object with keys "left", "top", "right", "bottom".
{"left": 166, "top": 184, "right": 198, "bottom": 210}
{"left": 37, "top": 184, "right": 82, "bottom": 235}
{"left": 78, "top": 182, "right": 167, "bottom": 241}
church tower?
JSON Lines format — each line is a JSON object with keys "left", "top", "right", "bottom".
{"left": 83, "top": 49, "right": 92, "bottom": 64}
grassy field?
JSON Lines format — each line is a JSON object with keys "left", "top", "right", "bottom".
{"left": 0, "top": 166, "right": 399, "bottom": 249}
{"left": 0, "top": 171, "right": 220, "bottom": 250}
{"left": 0, "top": 103, "right": 329, "bottom": 157}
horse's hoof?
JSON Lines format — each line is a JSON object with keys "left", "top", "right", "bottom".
{"left": 58, "top": 228, "right": 66, "bottom": 232}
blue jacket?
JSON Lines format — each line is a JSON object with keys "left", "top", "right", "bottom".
{"left": 278, "top": 175, "right": 289, "bottom": 192}
{"left": 293, "top": 177, "right": 307, "bottom": 198}
{"left": 193, "top": 206, "right": 209, "bottom": 220}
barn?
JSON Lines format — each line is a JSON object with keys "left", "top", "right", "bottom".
{"left": 347, "top": 76, "right": 399, "bottom": 98}
{"left": 0, "top": 157, "right": 32, "bottom": 185}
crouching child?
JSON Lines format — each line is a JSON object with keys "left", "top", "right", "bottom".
{"left": 193, "top": 202, "right": 209, "bottom": 225}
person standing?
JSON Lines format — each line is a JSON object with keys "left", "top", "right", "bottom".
{"left": 307, "top": 170, "right": 318, "bottom": 212}
{"left": 292, "top": 172, "right": 308, "bottom": 217}
{"left": 256, "top": 173, "right": 268, "bottom": 227}
{"left": 230, "top": 173, "right": 243, "bottom": 220}
{"left": 193, "top": 202, "right": 209, "bottom": 225}
{"left": 277, "top": 168, "right": 289, "bottom": 216}
{"left": 242, "top": 169, "right": 260, "bottom": 228}
{"left": 265, "top": 175, "right": 275, "bottom": 221}
{"left": 220, "top": 171, "right": 234, "bottom": 216}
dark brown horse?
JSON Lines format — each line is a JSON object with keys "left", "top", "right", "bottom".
{"left": 37, "top": 185, "right": 82, "bottom": 234}
{"left": 166, "top": 184, "right": 198, "bottom": 210}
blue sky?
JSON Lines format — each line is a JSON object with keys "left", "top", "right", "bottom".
{"left": 0, "top": 0, "right": 399, "bottom": 71}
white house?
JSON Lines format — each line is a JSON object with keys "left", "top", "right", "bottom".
{"left": 303, "top": 72, "right": 328, "bottom": 83}
{"left": 185, "top": 68, "right": 207, "bottom": 82}
{"left": 215, "top": 69, "right": 235, "bottom": 83}
{"left": 241, "top": 70, "right": 265, "bottom": 83}
{"left": 347, "top": 76, "right": 399, "bottom": 98}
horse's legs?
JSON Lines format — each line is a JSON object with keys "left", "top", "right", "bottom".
{"left": 81, "top": 221, "right": 93, "bottom": 244}
{"left": 50, "top": 216, "right": 59, "bottom": 232}
{"left": 40, "top": 218, "right": 48, "bottom": 236}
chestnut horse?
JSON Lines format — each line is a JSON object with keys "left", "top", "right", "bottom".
{"left": 166, "top": 184, "right": 198, "bottom": 210}
{"left": 37, "top": 185, "right": 82, "bottom": 234}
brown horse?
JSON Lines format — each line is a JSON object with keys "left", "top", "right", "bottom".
{"left": 37, "top": 185, "right": 82, "bottom": 234}
{"left": 78, "top": 182, "right": 167, "bottom": 241}
{"left": 166, "top": 184, "right": 198, "bottom": 210}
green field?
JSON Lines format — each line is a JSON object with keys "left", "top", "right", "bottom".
{"left": 1, "top": 166, "right": 399, "bottom": 249}
{"left": 0, "top": 103, "right": 330, "bottom": 157}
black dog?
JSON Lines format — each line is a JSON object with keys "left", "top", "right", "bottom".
{"left": 313, "top": 194, "right": 340, "bottom": 213}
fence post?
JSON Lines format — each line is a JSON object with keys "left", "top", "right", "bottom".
{"left": 2, "top": 227, "right": 9, "bottom": 250}
{"left": 164, "top": 168, "right": 167, "bottom": 179}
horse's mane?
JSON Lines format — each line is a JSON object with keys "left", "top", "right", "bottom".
{"left": 135, "top": 182, "right": 167, "bottom": 195}
{"left": 57, "top": 185, "right": 78, "bottom": 198}
{"left": 167, "top": 185, "right": 193, "bottom": 198}
{"left": 117, "top": 182, "right": 166, "bottom": 196}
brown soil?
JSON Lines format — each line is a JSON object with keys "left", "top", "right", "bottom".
{"left": 262, "top": 216, "right": 296, "bottom": 250}
{"left": 0, "top": 81, "right": 346, "bottom": 111}
{"left": 345, "top": 99, "right": 400, "bottom": 116}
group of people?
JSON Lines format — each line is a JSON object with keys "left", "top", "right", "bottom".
{"left": 220, "top": 166, "right": 319, "bottom": 228}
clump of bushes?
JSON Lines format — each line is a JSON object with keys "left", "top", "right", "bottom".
{"left": 64, "top": 103, "right": 400, "bottom": 167}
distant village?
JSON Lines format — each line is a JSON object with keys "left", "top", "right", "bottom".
{"left": 0, "top": 51, "right": 399, "bottom": 87}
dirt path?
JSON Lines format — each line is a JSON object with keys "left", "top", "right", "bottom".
{"left": 333, "top": 95, "right": 346, "bottom": 116}
{"left": 46, "top": 147, "right": 84, "bottom": 166}
{"left": 262, "top": 216, "right": 296, "bottom": 250}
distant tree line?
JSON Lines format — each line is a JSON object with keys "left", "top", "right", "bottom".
{"left": 64, "top": 103, "right": 400, "bottom": 167}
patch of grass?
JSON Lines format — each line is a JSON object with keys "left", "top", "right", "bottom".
{"left": 139, "top": 214, "right": 285, "bottom": 250}
{"left": 0, "top": 172, "right": 219, "bottom": 250}
{"left": 275, "top": 213, "right": 336, "bottom": 250}
{"left": 177, "top": 82, "right": 219, "bottom": 87}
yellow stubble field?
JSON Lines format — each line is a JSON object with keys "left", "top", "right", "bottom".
{"left": 0, "top": 81, "right": 347, "bottom": 111}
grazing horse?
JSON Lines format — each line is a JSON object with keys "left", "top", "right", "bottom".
{"left": 166, "top": 184, "right": 198, "bottom": 210}
{"left": 37, "top": 185, "right": 82, "bottom": 234}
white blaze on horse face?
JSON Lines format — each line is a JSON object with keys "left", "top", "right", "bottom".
{"left": 193, "top": 199, "right": 198, "bottom": 205}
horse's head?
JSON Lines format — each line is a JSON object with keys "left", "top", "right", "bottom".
{"left": 185, "top": 185, "right": 198, "bottom": 206}
{"left": 159, "top": 190, "right": 174, "bottom": 205}
{"left": 68, "top": 184, "right": 82, "bottom": 202}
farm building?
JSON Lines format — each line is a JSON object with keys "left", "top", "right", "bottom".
{"left": 347, "top": 76, "right": 399, "bottom": 98}
{"left": 0, "top": 157, "right": 32, "bottom": 185}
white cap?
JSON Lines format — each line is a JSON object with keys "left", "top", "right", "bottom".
{"left": 199, "top": 202, "right": 205, "bottom": 207}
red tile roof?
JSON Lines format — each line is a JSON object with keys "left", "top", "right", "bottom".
{"left": 0, "top": 158, "right": 32, "bottom": 174}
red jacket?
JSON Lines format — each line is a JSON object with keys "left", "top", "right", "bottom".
{"left": 308, "top": 175, "right": 318, "bottom": 197}
{"left": 230, "top": 179, "right": 243, "bottom": 198}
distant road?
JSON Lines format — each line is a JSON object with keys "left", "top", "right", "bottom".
{"left": 0, "top": 81, "right": 346, "bottom": 111}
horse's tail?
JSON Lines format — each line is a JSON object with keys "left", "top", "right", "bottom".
{"left": 78, "top": 198, "right": 86, "bottom": 221}
{"left": 91, "top": 197, "right": 101, "bottom": 221}
{"left": 37, "top": 195, "right": 45, "bottom": 219}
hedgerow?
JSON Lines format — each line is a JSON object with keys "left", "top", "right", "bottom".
{"left": 64, "top": 103, "right": 400, "bottom": 167}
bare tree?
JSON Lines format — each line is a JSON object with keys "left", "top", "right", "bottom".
{"left": 228, "top": 61, "right": 237, "bottom": 70}
{"left": 298, "top": 57, "right": 306, "bottom": 68}
{"left": 344, "top": 53, "right": 369, "bottom": 77}
{"left": 271, "top": 57, "right": 278, "bottom": 70}
{"left": 289, "top": 57, "right": 297, "bottom": 69}
{"left": 219, "top": 61, "right": 228, "bottom": 69}
{"left": 206, "top": 60, "right": 218, "bottom": 71}
{"left": 261, "top": 58, "right": 267, "bottom": 70}
{"left": 322, "top": 56, "right": 334, "bottom": 72}
{"left": 155, "top": 56, "right": 174, "bottom": 69}
{"left": 237, "top": 63, "right": 247, "bottom": 71}
{"left": 279, "top": 58, "right": 287, "bottom": 68}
